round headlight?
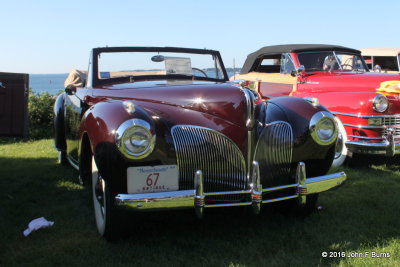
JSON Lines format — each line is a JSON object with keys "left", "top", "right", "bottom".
{"left": 309, "top": 111, "right": 338, "bottom": 145}
{"left": 115, "top": 119, "right": 155, "bottom": 159}
{"left": 373, "top": 94, "right": 388, "bottom": 113}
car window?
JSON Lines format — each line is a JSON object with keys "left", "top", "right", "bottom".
{"left": 280, "top": 54, "right": 295, "bottom": 74}
{"left": 297, "top": 52, "right": 368, "bottom": 72}
{"left": 372, "top": 56, "right": 399, "bottom": 72}
{"left": 97, "top": 51, "right": 226, "bottom": 81}
{"left": 255, "top": 55, "right": 281, "bottom": 73}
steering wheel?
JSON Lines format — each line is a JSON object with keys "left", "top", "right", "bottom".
{"left": 341, "top": 64, "right": 353, "bottom": 70}
{"left": 192, "top": 68, "right": 208, "bottom": 77}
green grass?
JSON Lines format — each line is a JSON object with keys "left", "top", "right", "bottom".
{"left": 0, "top": 138, "right": 399, "bottom": 267}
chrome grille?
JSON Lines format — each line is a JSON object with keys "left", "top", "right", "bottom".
{"left": 171, "top": 125, "right": 247, "bottom": 194}
{"left": 254, "top": 121, "right": 293, "bottom": 187}
{"left": 383, "top": 117, "right": 400, "bottom": 126}
{"left": 383, "top": 117, "right": 400, "bottom": 136}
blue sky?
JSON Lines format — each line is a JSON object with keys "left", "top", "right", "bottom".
{"left": 1, "top": 0, "right": 399, "bottom": 73}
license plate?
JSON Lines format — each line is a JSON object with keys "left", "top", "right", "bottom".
{"left": 127, "top": 165, "right": 179, "bottom": 194}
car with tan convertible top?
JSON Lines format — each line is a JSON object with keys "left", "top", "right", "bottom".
{"left": 360, "top": 47, "right": 400, "bottom": 73}
{"left": 234, "top": 44, "right": 400, "bottom": 166}
{"left": 54, "top": 46, "right": 346, "bottom": 240}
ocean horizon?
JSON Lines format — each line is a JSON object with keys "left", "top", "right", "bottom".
{"left": 30, "top": 73, "right": 68, "bottom": 95}
{"left": 30, "top": 71, "right": 238, "bottom": 95}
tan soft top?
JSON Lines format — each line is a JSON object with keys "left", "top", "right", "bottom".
{"left": 64, "top": 69, "right": 87, "bottom": 88}
{"left": 360, "top": 48, "right": 400, "bottom": 57}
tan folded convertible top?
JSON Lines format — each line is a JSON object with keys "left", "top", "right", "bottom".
{"left": 360, "top": 48, "right": 400, "bottom": 57}
{"left": 64, "top": 69, "right": 87, "bottom": 88}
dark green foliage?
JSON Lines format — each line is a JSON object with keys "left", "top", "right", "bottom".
{"left": 28, "top": 89, "right": 57, "bottom": 139}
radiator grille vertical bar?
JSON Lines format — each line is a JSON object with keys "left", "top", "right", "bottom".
{"left": 171, "top": 125, "right": 247, "bottom": 197}
{"left": 254, "top": 121, "right": 293, "bottom": 187}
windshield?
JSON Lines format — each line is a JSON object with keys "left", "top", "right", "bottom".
{"left": 96, "top": 50, "right": 227, "bottom": 84}
{"left": 297, "top": 51, "right": 368, "bottom": 72}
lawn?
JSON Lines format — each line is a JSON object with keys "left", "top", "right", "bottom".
{"left": 0, "top": 138, "right": 399, "bottom": 266}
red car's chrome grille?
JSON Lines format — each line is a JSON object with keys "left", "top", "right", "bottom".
{"left": 254, "top": 121, "right": 293, "bottom": 187}
{"left": 171, "top": 125, "right": 247, "bottom": 195}
{"left": 383, "top": 117, "right": 400, "bottom": 126}
{"left": 383, "top": 117, "right": 400, "bottom": 136}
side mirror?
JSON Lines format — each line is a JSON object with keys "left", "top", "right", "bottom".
{"left": 65, "top": 85, "right": 77, "bottom": 95}
{"left": 291, "top": 65, "right": 305, "bottom": 77}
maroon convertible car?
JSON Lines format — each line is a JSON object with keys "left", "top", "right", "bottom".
{"left": 54, "top": 46, "right": 346, "bottom": 239}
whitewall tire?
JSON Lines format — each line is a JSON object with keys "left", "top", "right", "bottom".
{"left": 91, "top": 156, "right": 118, "bottom": 239}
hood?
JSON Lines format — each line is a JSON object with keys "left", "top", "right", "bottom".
{"left": 94, "top": 80, "right": 247, "bottom": 128}
{"left": 302, "top": 71, "right": 400, "bottom": 93}
{"left": 297, "top": 72, "right": 400, "bottom": 115}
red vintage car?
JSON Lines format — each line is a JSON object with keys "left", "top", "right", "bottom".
{"left": 234, "top": 44, "right": 400, "bottom": 166}
{"left": 54, "top": 46, "right": 346, "bottom": 240}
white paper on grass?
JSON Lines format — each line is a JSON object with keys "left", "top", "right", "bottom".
{"left": 23, "top": 217, "right": 54, "bottom": 236}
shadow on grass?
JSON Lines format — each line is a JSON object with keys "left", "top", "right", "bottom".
{"left": 1, "top": 155, "right": 399, "bottom": 266}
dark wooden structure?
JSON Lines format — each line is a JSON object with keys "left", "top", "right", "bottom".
{"left": 0, "top": 72, "right": 29, "bottom": 137}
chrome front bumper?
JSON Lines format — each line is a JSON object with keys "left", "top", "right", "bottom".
{"left": 115, "top": 161, "right": 346, "bottom": 218}
{"left": 346, "top": 128, "right": 400, "bottom": 156}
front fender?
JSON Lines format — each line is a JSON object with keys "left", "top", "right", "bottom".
{"left": 80, "top": 100, "right": 153, "bottom": 153}
{"left": 255, "top": 97, "right": 335, "bottom": 177}
{"left": 79, "top": 100, "right": 155, "bottom": 191}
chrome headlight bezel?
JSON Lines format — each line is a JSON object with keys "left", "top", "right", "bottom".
{"left": 115, "top": 119, "right": 156, "bottom": 159}
{"left": 372, "top": 94, "right": 389, "bottom": 113}
{"left": 309, "top": 111, "right": 338, "bottom": 145}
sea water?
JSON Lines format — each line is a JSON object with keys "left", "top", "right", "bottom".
{"left": 30, "top": 71, "right": 237, "bottom": 95}
{"left": 30, "top": 74, "right": 68, "bottom": 95}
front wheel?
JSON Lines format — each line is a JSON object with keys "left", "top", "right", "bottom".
{"left": 92, "top": 156, "right": 120, "bottom": 240}
{"left": 332, "top": 117, "right": 348, "bottom": 167}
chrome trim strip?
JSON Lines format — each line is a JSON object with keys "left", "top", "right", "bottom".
{"left": 346, "top": 140, "right": 389, "bottom": 148}
{"left": 243, "top": 89, "right": 256, "bottom": 178}
{"left": 343, "top": 123, "right": 385, "bottom": 129}
{"left": 262, "top": 195, "right": 298, "bottom": 204}
{"left": 262, "top": 183, "right": 297, "bottom": 193}
{"left": 205, "top": 202, "right": 252, "bottom": 208}
{"left": 333, "top": 112, "right": 400, "bottom": 119}
{"left": 348, "top": 135, "right": 385, "bottom": 140}
{"left": 203, "top": 190, "right": 252, "bottom": 196}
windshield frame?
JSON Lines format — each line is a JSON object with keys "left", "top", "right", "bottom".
{"left": 88, "top": 47, "right": 229, "bottom": 87}
{"left": 296, "top": 50, "right": 369, "bottom": 73}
